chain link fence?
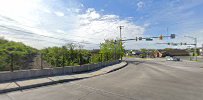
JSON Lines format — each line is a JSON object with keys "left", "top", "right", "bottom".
{"left": 0, "top": 51, "right": 120, "bottom": 72}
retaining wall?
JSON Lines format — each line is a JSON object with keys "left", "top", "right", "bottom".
{"left": 0, "top": 60, "right": 120, "bottom": 83}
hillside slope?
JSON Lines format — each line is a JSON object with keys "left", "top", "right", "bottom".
{"left": 0, "top": 38, "right": 39, "bottom": 71}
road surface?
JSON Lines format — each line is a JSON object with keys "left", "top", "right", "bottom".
{"left": 1, "top": 58, "right": 203, "bottom": 100}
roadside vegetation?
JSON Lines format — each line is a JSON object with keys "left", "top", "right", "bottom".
{"left": 41, "top": 39, "right": 124, "bottom": 67}
{"left": 0, "top": 37, "right": 124, "bottom": 71}
{"left": 0, "top": 37, "right": 37, "bottom": 71}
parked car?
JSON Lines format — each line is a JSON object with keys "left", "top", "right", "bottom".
{"left": 172, "top": 57, "right": 181, "bottom": 61}
{"left": 165, "top": 56, "right": 173, "bottom": 61}
{"left": 165, "top": 56, "right": 181, "bottom": 61}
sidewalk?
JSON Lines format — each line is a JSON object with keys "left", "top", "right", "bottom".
{"left": 0, "top": 62, "right": 127, "bottom": 94}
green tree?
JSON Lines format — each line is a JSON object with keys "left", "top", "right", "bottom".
{"left": 41, "top": 43, "right": 92, "bottom": 67}
{"left": 140, "top": 48, "right": 147, "bottom": 58}
{"left": 0, "top": 38, "right": 37, "bottom": 71}
{"left": 99, "top": 39, "right": 124, "bottom": 62}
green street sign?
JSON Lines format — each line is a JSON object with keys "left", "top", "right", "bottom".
{"left": 146, "top": 38, "right": 153, "bottom": 41}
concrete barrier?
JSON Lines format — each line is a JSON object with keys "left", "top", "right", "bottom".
{"left": 87, "top": 63, "right": 97, "bottom": 71}
{"left": 63, "top": 67, "right": 73, "bottom": 74}
{"left": 0, "top": 60, "right": 120, "bottom": 83}
{"left": 72, "top": 65, "right": 89, "bottom": 73}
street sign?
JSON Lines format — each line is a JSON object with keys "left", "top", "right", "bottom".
{"left": 171, "top": 34, "right": 175, "bottom": 39}
{"left": 146, "top": 38, "right": 153, "bottom": 41}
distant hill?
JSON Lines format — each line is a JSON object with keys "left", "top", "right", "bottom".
{"left": 0, "top": 37, "right": 38, "bottom": 71}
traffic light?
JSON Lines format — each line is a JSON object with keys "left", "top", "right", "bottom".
{"left": 171, "top": 34, "right": 175, "bottom": 39}
{"left": 135, "top": 37, "right": 138, "bottom": 41}
{"left": 159, "top": 35, "right": 163, "bottom": 40}
{"left": 139, "top": 37, "right": 142, "bottom": 40}
{"left": 180, "top": 42, "right": 183, "bottom": 45}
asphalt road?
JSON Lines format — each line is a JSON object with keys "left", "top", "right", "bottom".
{"left": 1, "top": 58, "right": 203, "bottom": 100}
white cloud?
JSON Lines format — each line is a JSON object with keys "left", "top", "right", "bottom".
{"left": 73, "top": 8, "right": 145, "bottom": 44}
{"left": 54, "top": 11, "right": 64, "bottom": 17}
{"left": 56, "top": 29, "right": 65, "bottom": 33}
{"left": 0, "top": 0, "right": 145, "bottom": 49}
{"left": 137, "top": 1, "right": 145, "bottom": 10}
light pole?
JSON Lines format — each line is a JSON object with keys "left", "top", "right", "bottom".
{"left": 184, "top": 36, "right": 197, "bottom": 61}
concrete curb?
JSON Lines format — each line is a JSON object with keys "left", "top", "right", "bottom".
{"left": 107, "top": 62, "right": 128, "bottom": 73}
{"left": 0, "top": 61, "right": 128, "bottom": 94}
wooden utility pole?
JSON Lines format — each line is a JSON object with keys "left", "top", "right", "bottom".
{"left": 118, "top": 26, "right": 124, "bottom": 60}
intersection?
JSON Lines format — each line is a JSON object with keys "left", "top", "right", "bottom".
{"left": 1, "top": 58, "right": 203, "bottom": 100}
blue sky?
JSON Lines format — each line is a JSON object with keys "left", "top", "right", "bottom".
{"left": 0, "top": 0, "right": 203, "bottom": 49}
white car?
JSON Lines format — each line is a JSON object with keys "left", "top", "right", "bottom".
{"left": 165, "top": 56, "right": 173, "bottom": 61}
{"left": 165, "top": 56, "right": 181, "bottom": 61}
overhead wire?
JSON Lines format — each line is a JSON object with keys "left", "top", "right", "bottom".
{"left": 0, "top": 19, "right": 119, "bottom": 46}
{"left": 0, "top": 25, "right": 100, "bottom": 46}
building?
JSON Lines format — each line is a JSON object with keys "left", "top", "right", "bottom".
{"left": 151, "top": 49, "right": 190, "bottom": 58}
{"left": 150, "top": 50, "right": 163, "bottom": 58}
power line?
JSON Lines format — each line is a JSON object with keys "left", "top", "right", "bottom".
{"left": 0, "top": 16, "right": 117, "bottom": 41}
{"left": 0, "top": 25, "right": 100, "bottom": 45}
{"left": 0, "top": 22, "right": 117, "bottom": 45}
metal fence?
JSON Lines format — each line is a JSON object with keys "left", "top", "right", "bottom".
{"left": 0, "top": 52, "right": 120, "bottom": 72}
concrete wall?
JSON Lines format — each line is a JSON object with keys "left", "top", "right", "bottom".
{"left": 0, "top": 60, "right": 120, "bottom": 83}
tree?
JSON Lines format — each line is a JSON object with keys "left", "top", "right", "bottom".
{"left": 140, "top": 48, "right": 147, "bottom": 58}
{"left": 41, "top": 43, "right": 92, "bottom": 67}
{"left": 99, "top": 39, "right": 124, "bottom": 61}
{"left": 0, "top": 38, "right": 37, "bottom": 71}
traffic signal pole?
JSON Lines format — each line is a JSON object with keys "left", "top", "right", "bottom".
{"left": 121, "top": 34, "right": 175, "bottom": 42}
{"left": 184, "top": 36, "right": 197, "bottom": 61}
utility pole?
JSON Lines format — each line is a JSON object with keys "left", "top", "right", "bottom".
{"left": 119, "top": 26, "right": 124, "bottom": 39}
{"left": 195, "top": 38, "right": 197, "bottom": 61}
{"left": 114, "top": 40, "right": 117, "bottom": 60}
{"left": 118, "top": 26, "right": 124, "bottom": 60}
{"left": 184, "top": 36, "right": 197, "bottom": 61}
